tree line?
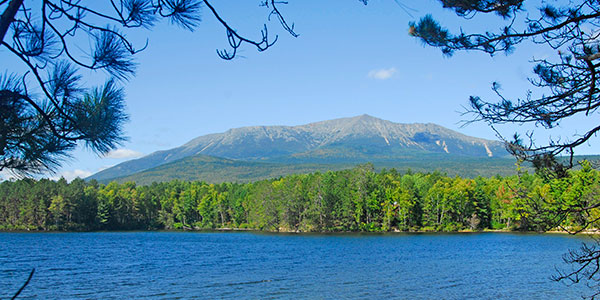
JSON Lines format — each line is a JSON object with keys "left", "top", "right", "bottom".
{"left": 1, "top": 162, "right": 598, "bottom": 233}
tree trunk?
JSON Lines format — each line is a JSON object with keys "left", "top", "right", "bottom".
{"left": 219, "top": 207, "right": 225, "bottom": 227}
{"left": 318, "top": 193, "right": 323, "bottom": 228}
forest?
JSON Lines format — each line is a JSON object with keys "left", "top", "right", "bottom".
{"left": 1, "top": 162, "right": 598, "bottom": 233}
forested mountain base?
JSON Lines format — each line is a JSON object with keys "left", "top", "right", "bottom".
{"left": 1, "top": 163, "right": 599, "bottom": 232}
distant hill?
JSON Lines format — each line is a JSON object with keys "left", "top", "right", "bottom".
{"left": 100, "top": 154, "right": 600, "bottom": 185}
{"left": 101, "top": 154, "right": 349, "bottom": 185}
{"left": 103, "top": 153, "right": 528, "bottom": 185}
{"left": 89, "top": 115, "right": 511, "bottom": 183}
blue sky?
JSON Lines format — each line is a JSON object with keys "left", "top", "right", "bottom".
{"left": 2, "top": 1, "right": 598, "bottom": 180}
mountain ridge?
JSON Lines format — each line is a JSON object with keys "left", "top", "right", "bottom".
{"left": 89, "top": 115, "right": 509, "bottom": 182}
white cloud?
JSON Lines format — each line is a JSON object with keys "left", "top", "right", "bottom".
{"left": 368, "top": 67, "right": 397, "bottom": 80}
{"left": 50, "top": 169, "right": 93, "bottom": 182}
{"left": 105, "top": 148, "right": 144, "bottom": 159}
{"left": 0, "top": 170, "right": 18, "bottom": 181}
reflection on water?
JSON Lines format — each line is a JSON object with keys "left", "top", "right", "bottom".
{"left": 0, "top": 232, "right": 593, "bottom": 299}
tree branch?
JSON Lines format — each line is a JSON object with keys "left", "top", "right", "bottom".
{"left": 10, "top": 268, "right": 35, "bottom": 300}
{"left": 0, "top": 0, "right": 23, "bottom": 43}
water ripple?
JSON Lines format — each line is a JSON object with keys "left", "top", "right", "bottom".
{"left": 0, "top": 232, "right": 593, "bottom": 299}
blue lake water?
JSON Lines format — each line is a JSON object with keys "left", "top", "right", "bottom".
{"left": 0, "top": 232, "right": 594, "bottom": 299}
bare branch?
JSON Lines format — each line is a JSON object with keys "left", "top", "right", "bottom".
{"left": 10, "top": 268, "right": 34, "bottom": 300}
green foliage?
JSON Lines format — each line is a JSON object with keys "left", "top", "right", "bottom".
{"left": 0, "top": 161, "right": 598, "bottom": 232}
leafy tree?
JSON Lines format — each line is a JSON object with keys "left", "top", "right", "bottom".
{"left": 136, "top": 182, "right": 164, "bottom": 229}
{"left": 324, "top": 170, "right": 351, "bottom": 231}
{"left": 197, "top": 183, "right": 219, "bottom": 228}
{"left": 350, "top": 163, "right": 377, "bottom": 230}
{"left": 224, "top": 182, "right": 249, "bottom": 227}
{"left": 301, "top": 173, "right": 326, "bottom": 231}
{"left": 48, "top": 194, "right": 67, "bottom": 227}
{"left": 0, "top": 0, "right": 297, "bottom": 175}
{"left": 472, "top": 177, "right": 492, "bottom": 229}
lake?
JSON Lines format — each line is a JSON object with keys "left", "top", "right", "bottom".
{"left": 0, "top": 232, "right": 594, "bottom": 299}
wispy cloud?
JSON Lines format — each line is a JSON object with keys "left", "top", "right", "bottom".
{"left": 51, "top": 169, "right": 93, "bottom": 182}
{"left": 368, "top": 67, "right": 397, "bottom": 80}
{"left": 105, "top": 148, "right": 144, "bottom": 159}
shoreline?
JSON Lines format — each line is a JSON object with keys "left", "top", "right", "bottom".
{"left": 1, "top": 227, "right": 598, "bottom": 235}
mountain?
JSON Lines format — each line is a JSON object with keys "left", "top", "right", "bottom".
{"left": 89, "top": 115, "right": 510, "bottom": 183}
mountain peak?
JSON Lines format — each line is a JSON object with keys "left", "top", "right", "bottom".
{"left": 354, "top": 114, "right": 378, "bottom": 120}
